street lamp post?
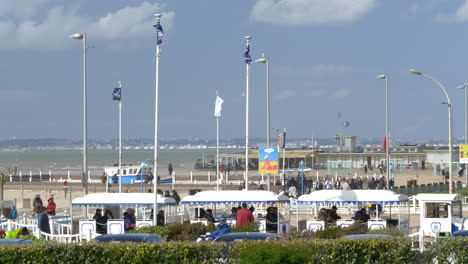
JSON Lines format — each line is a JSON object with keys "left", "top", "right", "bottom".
{"left": 255, "top": 54, "right": 270, "bottom": 146}
{"left": 410, "top": 69, "right": 453, "bottom": 193}
{"left": 244, "top": 36, "right": 252, "bottom": 190}
{"left": 376, "top": 74, "right": 390, "bottom": 189}
{"left": 457, "top": 83, "right": 468, "bottom": 186}
{"left": 69, "top": 33, "right": 88, "bottom": 194}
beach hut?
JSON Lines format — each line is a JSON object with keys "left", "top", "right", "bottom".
{"left": 181, "top": 190, "right": 290, "bottom": 233}
{"left": 297, "top": 190, "right": 409, "bottom": 231}
{"left": 72, "top": 193, "right": 176, "bottom": 239}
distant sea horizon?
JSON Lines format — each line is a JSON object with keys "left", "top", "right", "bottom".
{"left": 0, "top": 149, "right": 242, "bottom": 175}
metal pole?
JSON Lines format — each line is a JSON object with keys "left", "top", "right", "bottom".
{"left": 385, "top": 76, "right": 390, "bottom": 189}
{"left": 245, "top": 36, "right": 251, "bottom": 191}
{"left": 118, "top": 81, "right": 122, "bottom": 193}
{"left": 465, "top": 85, "right": 468, "bottom": 186}
{"left": 421, "top": 73, "right": 452, "bottom": 193}
{"left": 83, "top": 33, "right": 88, "bottom": 195}
{"left": 266, "top": 58, "right": 270, "bottom": 146}
{"left": 153, "top": 13, "right": 162, "bottom": 225}
{"left": 216, "top": 93, "right": 220, "bottom": 191}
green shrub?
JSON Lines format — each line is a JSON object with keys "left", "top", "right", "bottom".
{"left": 430, "top": 237, "right": 468, "bottom": 264}
{"left": 129, "top": 225, "right": 170, "bottom": 240}
{"left": 367, "top": 227, "right": 406, "bottom": 237}
{"left": 229, "top": 222, "right": 259, "bottom": 233}
{"left": 166, "top": 222, "right": 209, "bottom": 241}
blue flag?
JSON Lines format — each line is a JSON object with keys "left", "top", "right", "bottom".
{"left": 244, "top": 43, "right": 252, "bottom": 64}
{"left": 112, "top": 88, "right": 121, "bottom": 101}
{"left": 153, "top": 22, "right": 164, "bottom": 45}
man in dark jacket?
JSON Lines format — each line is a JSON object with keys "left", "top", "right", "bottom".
{"left": 37, "top": 207, "right": 50, "bottom": 235}
{"left": 354, "top": 208, "right": 370, "bottom": 222}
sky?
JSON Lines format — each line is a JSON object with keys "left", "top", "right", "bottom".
{"left": 3, "top": 0, "right": 468, "bottom": 141}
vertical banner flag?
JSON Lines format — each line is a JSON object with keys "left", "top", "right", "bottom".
{"left": 258, "top": 147, "right": 279, "bottom": 174}
{"left": 277, "top": 132, "right": 286, "bottom": 149}
{"left": 154, "top": 22, "right": 164, "bottom": 45}
{"left": 338, "top": 112, "right": 342, "bottom": 119}
{"left": 112, "top": 88, "right": 121, "bottom": 101}
{"left": 244, "top": 43, "right": 252, "bottom": 63}
{"left": 460, "top": 145, "right": 468, "bottom": 163}
{"left": 383, "top": 136, "right": 387, "bottom": 153}
{"left": 214, "top": 96, "right": 224, "bottom": 117}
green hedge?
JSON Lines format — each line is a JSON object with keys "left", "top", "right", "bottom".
{"left": 428, "top": 237, "right": 468, "bottom": 264}
{"left": 0, "top": 238, "right": 435, "bottom": 264}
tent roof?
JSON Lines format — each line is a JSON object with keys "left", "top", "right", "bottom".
{"left": 181, "top": 190, "right": 289, "bottom": 205}
{"left": 72, "top": 193, "right": 176, "bottom": 207}
{"left": 297, "top": 190, "right": 408, "bottom": 204}
{"left": 415, "top": 193, "right": 463, "bottom": 202}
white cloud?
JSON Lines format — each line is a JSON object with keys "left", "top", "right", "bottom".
{"left": 0, "top": 0, "right": 47, "bottom": 19}
{"left": 273, "top": 89, "right": 296, "bottom": 101}
{"left": 0, "top": 1, "right": 175, "bottom": 50}
{"left": 433, "top": 0, "right": 468, "bottom": 23}
{"left": 334, "top": 88, "right": 352, "bottom": 97}
{"left": 250, "top": 0, "right": 376, "bottom": 25}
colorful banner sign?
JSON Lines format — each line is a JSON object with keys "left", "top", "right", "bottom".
{"left": 258, "top": 147, "right": 279, "bottom": 174}
{"left": 460, "top": 145, "right": 468, "bottom": 164}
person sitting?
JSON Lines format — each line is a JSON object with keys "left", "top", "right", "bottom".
{"left": 235, "top": 203, "right": 254, "bottom": 227}
{"left": 123, "top": 208, "right": 136, "bottom": 232}
{"left": 206, "top": 217, "right": 230, "bottom": 240}
{"left": 205, "top": 209, "right": 216, "bottom": 223}
{"left": 93, "top": 209, "right": 107, "bottom": 234}
{"left": 157, "top": 210, "right": 165, "bottom": 226}
{"left": 318, "top": 208, "right": 333, "bottom": 224}
{"left": 266, "top": 207, "right": 278, "bottom": 233}
{"left": 329, "top": 206, "right": 341, "bottom": 222}
{"left": 354, "top": 208, "right": 370, "bottom": 222}
{"left": 47, "top": 197, "right": 56, "bottom": 216}
{"left": 229, "top": 207, "right": 237, "bottom": 219}
{"left": 9, "top": 205, "right": 18, "bottom": 219}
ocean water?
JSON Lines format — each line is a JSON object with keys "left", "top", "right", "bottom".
{"left": 0, "top": 149, "right": 237, "bottom": 174}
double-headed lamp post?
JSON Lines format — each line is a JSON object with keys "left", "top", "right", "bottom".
{"left": 255, "top": 54, "right": 270, "bottom": 146}
{"left": 457, "top": 83, "right": 468, "bottom": 186}
{"left": 376, "top": 74, "right": 390, "bottom": 189}
{"left": 410, "top": 69, "right": 453, "bottom": 193}
{"left": 69, "top": 33, "right": 88, "bottom": 194}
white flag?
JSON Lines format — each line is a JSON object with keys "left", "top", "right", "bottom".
{"left": 214, "top": 96, "right": 224, "bottom": 117}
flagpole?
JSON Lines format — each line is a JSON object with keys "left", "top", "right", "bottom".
{"left": 245, "top": 36, "right": 251, "bottom": 191}
{"left": 153, "top": 13, "right": 162, "bottom": 226}
{"left": 118, "top": 81, "right": 123, "bottom": 193}
{"left": 282, "top": 128, "right": 286, "bottom": 186}
{"left": 216, "top": 92, "right": 220, "bottom": 191}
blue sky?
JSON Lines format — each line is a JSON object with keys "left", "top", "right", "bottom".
{"left": 2, "top": 0, "right": 468, "bottom": 141}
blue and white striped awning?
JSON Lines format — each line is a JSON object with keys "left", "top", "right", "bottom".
{"left": 72, "top": 193, "right": 177, "bottom": 207}
{"left": 181, "top": 190, "right": 290, "bottom": 205}
{"left": 297, "top": 190, "right": 408, "bottom": 205}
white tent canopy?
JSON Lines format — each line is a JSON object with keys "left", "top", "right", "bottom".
{"left": 415, "top": 193, "right": 463, "bottom": 202}
{"left": 181, "top": 190, "right": 289, "bottom": 205}
{"left": 72, "top": 193, "right": 176, "bottom": 207}
{"left": 298, "top": 190, "right": 408, "bottom": 204}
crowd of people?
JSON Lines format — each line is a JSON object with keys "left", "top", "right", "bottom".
{"left": 284, "top": 175, "right": 394, "bottom": 198}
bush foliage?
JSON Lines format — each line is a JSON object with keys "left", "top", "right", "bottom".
{"left": 0, "top": 238, "right": 438, "bottom": 264}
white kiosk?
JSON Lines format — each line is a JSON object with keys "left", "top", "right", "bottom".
{"left": 298, "top": 190, "right": 410, "bottom": 231}
{"left": 415, "top": 193, "right": 468, "bottom": 237}
{"left": 72, "top": 192, "right": 177, "bottom": 238}
{"left": 181, "top": 190, "right": 290, "bottom": 234}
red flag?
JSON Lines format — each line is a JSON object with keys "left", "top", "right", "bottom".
{"left": 338, "top": 112, "right": 342, "bottom": 119}
{"left": 383, "top": 136, "right": 387, "bottom": 153}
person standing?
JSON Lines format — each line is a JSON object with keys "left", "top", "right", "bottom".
{"left": 63, "top": 181, "right": 69, "bottom": 199}
{"left": 123, "top": 208, "right": 136, "bottom": 232}
{"left": 168, "top": 163, "right": 173, "bottom": 176}
{"left": 235, "top": 202, "right": 254, "bottom": 227}
{"left": 37, "top": 207, "right": 50, "bottom": 235}
{"left": 171, "top": 190, "right": 181, "bottom": 204}
{"left": 33, "top": 195, "right": 43, "bottom": 209}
